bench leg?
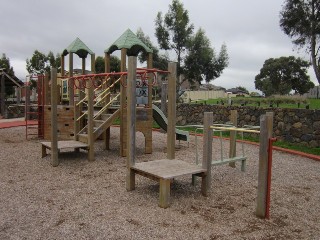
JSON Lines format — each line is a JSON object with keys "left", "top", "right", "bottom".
{"left": 159, "top": 179, "right": 171, "bottom": 208}
{"left": 241, "top": 159, "right": 246, "bottom": 172}
{"left": 191, "top": 174, "right": 197, "bottom": 186}
{"left": 41, "top": 145, "right": 47, "bottom": 158}
{"left": 201, "top": 174, "right": 208, "bottom": 197}
{"left": 126, "top": 169, "right": 135, "bottom": 191}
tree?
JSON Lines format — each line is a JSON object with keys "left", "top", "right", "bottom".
{"left": 255, "top": 56, "right": 314, "bottom": 96}
{"left": 155, "top": 0, "right": 194, "bottom": 75}
{"left": 236, "top": 86, "right": 249, "bottom": 94}
{"left": 95, "top": 56, "right": 105, "bottom": 73}
{"left": 136, "top": 28, "right": 169, "bottom": 70}
{"left": 0, "top": 54, "right": 16, "bottom": 96}
{"left": 26, "top": 50, "right": 60, "bottom": 75}
{"left": 26, "top": 50, "right": 61, "bottom": 89}
{"left": 184, "top": 28, "right": 229, "bottom": 84}
{"left": 95, "top": 55, "right": 121, "bottom": 74}
{"left": 280, "top": 0, "right": 320, "bottom": 83}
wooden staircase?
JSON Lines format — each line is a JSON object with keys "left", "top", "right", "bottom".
{"left": 78, "top": 109, "right": 120, "bottom": 143}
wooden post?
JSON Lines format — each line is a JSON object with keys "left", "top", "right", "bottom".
{"left": 68, "top": 53, "right": 74, "bottom": 105}
{"left": 82, "top": 58, "right": 86, "bottom": 75}
{"left": 77, "top": 58, "right": 86, "bottom": 135}
{"left": 229, "top": 110, "right": 238, "bottom": 168}
{"left": 104, "top": 53, "right": 111, "bottom": 150}
{"left": 147, "top": 53, "right": 153, "bottom": 108}
{"left": 87, "top": 82, "right": 95, "bottom": 162}
{"left": 167, "top": 62, "right": 177, "bottom": 159}
{"left": 126, "top": 56, "right": 137, "bottom": 191}
{"left": 1, "top": 72, "right": 5, "bottom": 117}
{"left": 256, "top": 112, "right": 273, "bottom": 218}
{"left": 159, "top": 178, "right": 171, "bottom": 208}
{"left": 50, "top": 68, "right": 59, "bottom": 167}
{"left": 202, "top": 112, "right": 213, "bottom": 196}
{"left": 44, "top": 73, "right": 50, "bottom": 105}
{"left": 91, "top": 53, "right": 95, "bottom": 73}
{"left": 16, "top": 87, "right": 21, "bottom": 104}
{"left": 120, "top": 48, "right": 127, "bottom": 156}
{"left": 61, "top": 54, "right": 65, "bottom": 77}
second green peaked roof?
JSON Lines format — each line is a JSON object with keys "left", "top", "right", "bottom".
{"left": 62, "top": 37, "right": 94, "bottom": 58}
{"left": 105, "top": 29, "right": 152, "bottom": 56}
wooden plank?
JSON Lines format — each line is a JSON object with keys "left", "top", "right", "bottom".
{"left": 51, "top": 68, "right": 59, "bottom": 167}
{"left": 167, "top": 62, "right": 177, "bottom": 159}
{"left": 126, "top": 56, "right": 137, "bottom": 191}
{"left": 40, "top": 140, "right": 88, "bottom": 149}
{"left": 132, "top": 159, "right": 206, "bottom": 179}
{"left": 229, "top": 110, "right": 237, "bottom": 168}
{"left": 211, "top": 156, "right": 247, "bottom": 166}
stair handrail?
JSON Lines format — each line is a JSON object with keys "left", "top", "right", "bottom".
{"left": 94, "top": 93, "right": 120, "bottom": 120}
{"left": 93, "top": 77, "right": 121, "bottom": 107}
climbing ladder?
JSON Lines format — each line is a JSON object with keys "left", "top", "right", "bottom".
{"left": 25, "top": 75, "right": 45, "bottom": 139}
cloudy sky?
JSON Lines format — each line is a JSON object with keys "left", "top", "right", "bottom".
{"left": 1, "top": 0, "right": 316, "bottom": 92}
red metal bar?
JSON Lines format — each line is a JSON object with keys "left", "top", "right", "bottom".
{"left": 266, "top": 137, "right": 277, "bottom": 219}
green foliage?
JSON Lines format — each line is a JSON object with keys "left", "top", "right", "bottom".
{"left": 236, "top": 86, "right": 249, "bottom": 94}
{"left": 95, "top": 56, "right": 105, "bottom": 73}
{"left": 136, "top": 28, "right": 169, "bottom": 70}
{"left": 26, "top": 50, "right": 61, "bottom": 75}
{"left": 0, "top": 53, "right": 15, "bottom": 96}
{"left": 280, "top": 0, "right": 320, "bottom": 83}
{"left": 255, "top": 56, "right": 314, "bottom": 96}
{"left": 110, "top": 56, "right": 121, "bottom": 72}
{"left": 184, "top": 28, "right": 229, "bottom": 84}
{"left": 94, "top": 55, "right": 121, "bottom": 74}
{"left": 155, "top": 0, "right": 194, "bottom": 75}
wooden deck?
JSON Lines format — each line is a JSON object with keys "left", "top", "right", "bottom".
{"left": 40, "top": 140, "right": 89, "bottom": 158}
{"left": 132, "top": 159, "right": 206, "bottom": 180}
{"left": 130, "top": 159, "right": 207, "bottom": 208}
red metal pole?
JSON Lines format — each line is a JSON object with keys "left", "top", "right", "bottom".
{"left": 266, "top": 137, "right": 277, "bottom": 219}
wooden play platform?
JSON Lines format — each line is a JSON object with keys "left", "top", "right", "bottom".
{"left": 41, "top": 140, "right": 88, "bottom": 158}
{"left": 131, "top": 159, "right": 207, "bottom": 208}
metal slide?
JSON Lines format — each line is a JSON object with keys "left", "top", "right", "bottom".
{"left": 152, "top": 104, "right": 189, "bottom": 143}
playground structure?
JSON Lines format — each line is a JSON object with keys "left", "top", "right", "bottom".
{"left": 37, "top": 29, "right": 277, "bottom": 219}
{"left": 40, "top": 29, "right": 190, "bottom": 165}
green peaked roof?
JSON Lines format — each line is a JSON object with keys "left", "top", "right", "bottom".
{"left": 105, "top": 29, "right": 153, "bottom": 56}
{"left": 62, "top": 37, "right": 94, "bottom": 58}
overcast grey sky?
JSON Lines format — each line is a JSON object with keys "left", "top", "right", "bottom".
{"left": 1, "top": 0, "right": 316, "bottom": 92}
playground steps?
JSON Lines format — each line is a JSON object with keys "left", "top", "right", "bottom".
{"left": 78, "top": 109, "right": 120, "bottom": 144}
